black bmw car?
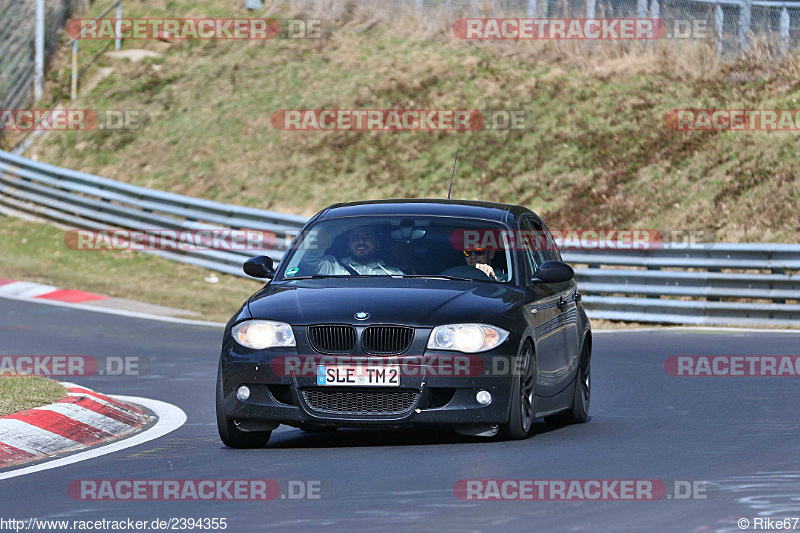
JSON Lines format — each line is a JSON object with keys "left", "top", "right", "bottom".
{"left": 216, "top": 200, "right": 591, "bottom": 447}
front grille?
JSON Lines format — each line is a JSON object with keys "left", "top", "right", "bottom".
{"left": 308, "top": 325, "right": 357, "bottom": 354}
{"left": 301, "top": 389, "right": 420, "bottom": 415}
{"left": 362, "top": 326, "right": 414, "bottom": 355}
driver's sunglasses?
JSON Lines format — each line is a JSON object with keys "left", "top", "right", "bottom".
{"left": 463, "top": 249, "right": 488, "bottom": 257}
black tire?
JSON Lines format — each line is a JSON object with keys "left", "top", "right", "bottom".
{"left": 500, "top": 340, "right": 535, "bottom": 440}
{"left": 216, "top": 364, "right": 271, "bottom": 448}
{"left": 545, "top": 341, "right": 590, "bottom": 426}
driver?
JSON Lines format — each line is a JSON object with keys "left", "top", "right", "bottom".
{"left": 301, "top": 226, "right": 404, "bottom": 276}
{"left": 463, "top": 248, "right": 506, "bottom": 281}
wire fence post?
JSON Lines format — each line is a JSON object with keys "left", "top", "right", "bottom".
{"left": 586, "top": 0, "right": 596, "bottom": 19}
{"left": 715, "top": 3, "right": 724, "bottom": 55}
{"left": 34, "top": 0, "right": 45, "bottom": 102}
{"left": 738, "top": 0, "right": 752, "bottom": 53}
{"left": 637, "top": 0, "right": 647, "bottom": 48}
{"left": 649, "top": 0, "right": 659, "bottom": 23}
{"left": 115, "top": 1, "right": 123, "bottom": 51}
{"left": 71, "top": 41, "right": 78, "bottom": 101}
{"left": 780, "top": 7, "right": 790, "bottom": 55}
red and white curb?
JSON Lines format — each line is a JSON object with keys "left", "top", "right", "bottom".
{"left": 0, "top": 382, "right": 149, "bottom": 469}
{"left": 0, "top": 278, "right": 107, "bottom": 304}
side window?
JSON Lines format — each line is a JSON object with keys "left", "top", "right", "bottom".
{"left": 534, "top": 219, "right": 561, "bottom": 262}
{"left": 519, "top": 217, "right": 545, "bottom": 277}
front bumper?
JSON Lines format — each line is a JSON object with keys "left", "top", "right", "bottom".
{"left": 219, "top": 337, "right": 519, "bottom": 429}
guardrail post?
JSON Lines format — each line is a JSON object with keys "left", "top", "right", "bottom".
{"left": 780, "top": 7, "right": 789, "bottom": 55}
{"left": 715, "top": 3, "right": 724, "bottom": 55}
{"left": 71, "top": 41, "right": 79, "bottom": 101}
{"left": 738, "top": 0, "right": 752, "bottom": 53}
{"left": 34, "top": 0, "right": 45, "bottom": 102}
{"left": 115, "top": 1, "right": 122, "bottom": 51}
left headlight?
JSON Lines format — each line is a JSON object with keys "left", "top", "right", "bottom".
{"left": 231, "top": 320, "right": 296, "bottom": 349}
{"left": 427, "top": 324, "right": 509, "bottom": 353}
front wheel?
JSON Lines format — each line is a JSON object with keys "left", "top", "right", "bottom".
{"left": 500, "top": 341, "right": 535, "bottom": 440}
{"left": 216, "top": 364, "right": 271, "bottom": 448}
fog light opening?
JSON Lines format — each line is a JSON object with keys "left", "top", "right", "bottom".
{"left": 236, "top": 385, "right": 251, "bottom": 402}
{"left": 476, "top": 390, "right": 492, "bottom": 406}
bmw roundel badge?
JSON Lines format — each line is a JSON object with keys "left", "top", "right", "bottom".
{"left": 355, "top": 312, "right": 369, "bottom": 320}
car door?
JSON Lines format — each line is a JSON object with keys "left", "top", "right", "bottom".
{"left": 519, "top": 216, "right": 568, "bottom": 398}
{"left": 537, "top": 217, "right": 581, "bottom": 390}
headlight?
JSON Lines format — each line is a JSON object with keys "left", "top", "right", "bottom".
{"left": 427, "top": 324, "right": 509, "bottom": 353}
{"left": 231, "top": 320, "right": 295, "bottom": 349}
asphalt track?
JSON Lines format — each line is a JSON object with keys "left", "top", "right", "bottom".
{"left": 1, "top": 297, "right": 799, "bottom": 533}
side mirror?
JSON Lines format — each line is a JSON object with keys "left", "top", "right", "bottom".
{"left": 243, "top": 256, "right": 275, "bottom": 279}
{"left": 532, "top": 260, "right": 574, "bottom": 284}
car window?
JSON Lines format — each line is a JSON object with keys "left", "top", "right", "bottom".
{"left": 278, "top": 216, "right": 515, "bottom": 283}
{"left": 519, "top": 217, "right": 546, "bottom": 277}
{"left": 530, "top": 217, "right": 560, "bottom": 262}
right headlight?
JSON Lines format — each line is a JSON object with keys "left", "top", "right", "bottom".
{"left": 231, "top": 320, "right": 295, "bottom": 349}
{"left": 427, "top": 324, "right": 509, "bottom": 353}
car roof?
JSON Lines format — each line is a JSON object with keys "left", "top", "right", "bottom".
{"left": 316, "top": 199, "right": 535, "bottom": 224}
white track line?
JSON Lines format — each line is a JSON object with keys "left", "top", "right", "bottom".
{"left": 593, "top": 326, "right": 800, "bottom": 334}
{"left": 0, "top": 293, "right": 224, "bottom": 328}
{"left": 0, "top": 396, "right": 186, "bottom": 480}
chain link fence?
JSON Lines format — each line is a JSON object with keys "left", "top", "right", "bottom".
{"left": 266, "top": 0, "right": 800, "bottom": 55}
{"left": 0, "top": 0, "right": 82, "bottom": 111}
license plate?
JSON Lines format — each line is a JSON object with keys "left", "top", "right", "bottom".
{"left": 317, "top": 365, "right": 400, "bottom": 387}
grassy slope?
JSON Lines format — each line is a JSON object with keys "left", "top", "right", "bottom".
{"left": 0, "top": 215, "right": 259, "bottom": 323}
{"left": 26, "top": 0, "right": 800, "bottom": 243}
{"left": 0, "top": 377, "right": 66, "bottom": 417}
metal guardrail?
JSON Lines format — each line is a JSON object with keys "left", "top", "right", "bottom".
{"left": 0, "top": 149, "right": 798, "bottom": 326}
{"left": 0, "top": 150, "right": 308, "bottom": 277}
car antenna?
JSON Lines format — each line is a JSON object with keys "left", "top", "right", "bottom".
{"left": 447, "top": 147, "right": 459, "bottom": 200}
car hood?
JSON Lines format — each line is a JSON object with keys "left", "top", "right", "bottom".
{"left": 247, "top": 278, "right": 524, "bottom": 326}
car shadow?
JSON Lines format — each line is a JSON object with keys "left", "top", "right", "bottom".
{"left": 263, "top": 419, "right": 573, "bottom": 449}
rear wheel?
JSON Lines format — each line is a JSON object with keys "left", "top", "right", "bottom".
{"left": 500, "top": 341, "right": 535, "bottom": 440}
{"left": 545, "top": 341, "right": 590, "bottom": 426}
{"left": 216, "top": 364, "right": 271, "bottom": 448}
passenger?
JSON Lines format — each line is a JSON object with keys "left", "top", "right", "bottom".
{"left": 301, "top": 226, "right": 404, "bottom": 276}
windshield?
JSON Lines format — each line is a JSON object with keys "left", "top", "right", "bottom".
{"left": 278, "top": 216, "right": 514, "bottom": 284}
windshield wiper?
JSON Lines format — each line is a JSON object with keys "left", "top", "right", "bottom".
{"left": 281, "top": 275, "right": 341, "bottom": 280}
{"left": 391, "top": 274, "right": 478, "bottom": 282}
